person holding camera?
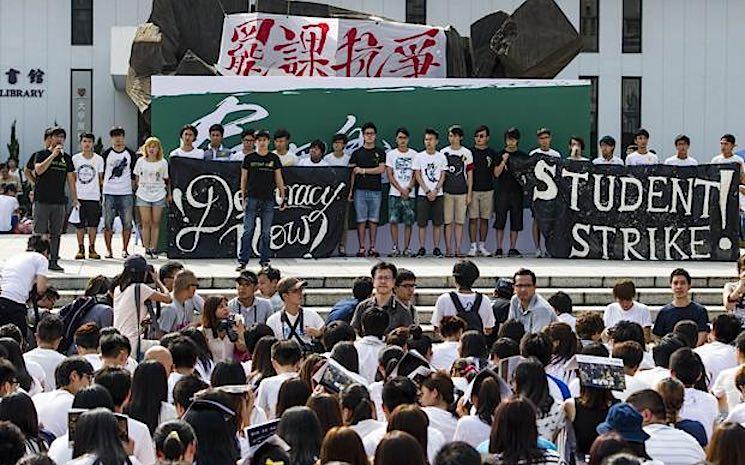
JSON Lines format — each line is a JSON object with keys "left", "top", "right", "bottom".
{"left": 29, "top": 126, "right": 78, "bottom": 271}
{"left": 112, "top": 255, "right": 172, "bottom": 358}
{"left": 199, "top": 296, "right": 247, "bottom": 363}
{"left": 0, "top": 236, "right": 50, "bottom": 339}
{"left": 266, "top": 277, "right": 324, "bottom": 351}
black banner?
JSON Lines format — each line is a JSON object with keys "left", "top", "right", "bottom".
{"left": 508, "top": 154, "right": 740, "bottom": 261}
{"left": 168, "top": 158, "right": 350, "bottom": 259}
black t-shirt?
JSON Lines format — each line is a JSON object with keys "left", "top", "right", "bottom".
{"left": 242, "top": 152, "right": 282, "bottom": 201}
{"left": 471, "top": 147, "right": 497, "bottom": 192}
{"left": 652, "top": 301, "right": 710, "bottom": 337}
{"left": 29, "top": 149, "right": 74, "bottom": 204}
{"left": 495, "top": 148, "right": 527, "bottom": 198}
{"left": 350, "top": 146, "right": 386, "bottom": 191}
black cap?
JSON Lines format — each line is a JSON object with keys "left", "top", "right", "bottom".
{"left": 495, "top": 277, "right": 514, "bottom": 296}
{"left": 236, "top": 270, "right": 258, "bottom": 284}
{"left": 124, "top": 254, "right": 147, "bottom": 274}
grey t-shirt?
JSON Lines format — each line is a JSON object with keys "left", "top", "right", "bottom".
{"left": 507, "top": 293, "right": 558, "bottom": 333}
{"left": 228, "top": 296, "right": 275, "bottom": 326}
{"left": 158, "top": 294, "right": 204, "bottom": 333}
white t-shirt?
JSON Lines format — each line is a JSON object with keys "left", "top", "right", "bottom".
{"left": 614, "top": 374, "right": 650, "bottom": 401}
{"left": 296, "top": 157, "right": 328, "bottom": 167}
{"left": 363, "top": 422, "right": 445, "bottom": 463}
{"left": 431, "top": 291, "right": 496, "bottom": 331}
{"left": 694, "top": 341, "right": 737, "bottom": 389}
{"left": 592, "top": 156, "right": 625, "bottom": 165}
{"left": 711, "top": 154, "right": 745, "bottom": 172}
{"left": 386, "top": 148, "right": 418, "bottom": 198}
{"left": 0, "top": 251, "right": 48, "bottom": 304}
{"left": 24, "top": 348, "right": 66, "bottom": 391}
{"left": 133, "top": 158, "right": 169, "bottom": 202}
{"left": 712, "top": 364, "right": 742, "bottom": 412}
{"left": 423, "top": 406, "right": 458, "bottom": 442}
{"left": 350, "top": 418, "right": 386, "bottom": 442}
{"left": 266, "top": 308, "right": 325, "bottom": 346}
{"left": 725, "top": 401, "right": 745, "bottom": 424}
{"left": 0, "top": 195, "right": 19, "bottom": 231}
{"left": 102, "top": 148, "right": 136, "bottom": 195}
{"left": 664, "top": 155, "right": 699, "bottom": 166}
{"left": 72, "top": 153, "right": 104, "bottom": 201}
{"left": 530, "top": 148, "right": 562, "bottom": 158}
{"left": 634, "top": 367, "right": 671, "bottom": 389}
{"left": 323, "top": 152, "right": 351, "bottom": 166}
{"left": 626, "top": 151, "right": 659, "bottom": 166}
{"left": 167, "top": 371, "right": 186, "bottom": 404}
{"left": 603, "top": 301, "right": 653, "bottom": 328}
{"left": 113, "top": 284, "right": 156, "bottom": 351}
{"left": 431, "top": 340, "right": 459, "bottom": 372}
{"left": 32, "top": 388, "right": 74, "bottom": 437}
{"left": 412, "top": 150, "right": 447, "bottom": 196}
{"left": 26, "top": 360, "right": 48, "bottom": 393}
{"left": 643, "top": 423, "right": 706, "bottom": 465}
{"left": 51, "top": 417, "right": 154, "bottom": 465}
{"left": 169, "top": 147, "right": 204, "bottom": 160}
{"left": 256, "top": 371, "right": 298, "bottom": 419}
{"left": 679, "top": 387, "right": 718, "bottom": 441}
{"left": 452, "top": 415, "right": 491, "bottom": 448}
{"left": 557, "top": 313, "right": 577, "bottom": 331}
{"left": 355, "top": 336, "right": 385, "bottom": 383}
{"left": 275, "top": 151, "right": 297, "bottom": 167}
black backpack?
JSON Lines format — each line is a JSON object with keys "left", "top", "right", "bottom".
{"left": 448, "top": 291, "right": 484, "bottom": 332}
{"left": 57, "top": 296, "right": 98, "bottom": 354}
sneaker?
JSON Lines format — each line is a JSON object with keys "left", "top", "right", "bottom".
{"left": 494, "top": 248, "right": 504, "bottom": 258}
{"left": 356, "top": 248, "right": 366, "bottom": 258}
{"left": 49, "top": 261, "right": 64, "bottom": 272}
{"left": 338, "top": 246, "right": 346, "bottom": 257}
{"left": 402, "top": 249, "right": 412, "bottom": 257}
{"left": 535, "top": 249, "right": 544, "bottom": 258}
{"left": 121, "top": 250, "right": 130, "bottom": 259}
{"left": 368, "top": 248, "right": 380, "bottom": 258}
{"left": 105, "top": 251, "right": 114, "bottom": 259}
{"left": 235, "top": 262, "right": 247, "bottom": 272}
{"left": 302, "top": 253, "right": 313, "bottom": 259}
{"left": 259, "top": 260, "right": 271, "bottom": 267}
{"left": 478, "top": 244, "right": 491, "bottom": 257}
{"left": 75, "top": 247, "right": 85, "bottom": 260}
{"left": 88, "top": 248, "right": 101, "bottom": 260}
{"left": 467, "top": 244, "right": 478, "bottom": 257}
{"left": 433, "top": 247, "right": 443, "bottom": 257}
{"left": 508, "top": 248, "right": 521, "bottom": 257}
{"left": 417, "top": 247, "right": 426, "bottom": 257}
{"left": 389, "top": 247, "right": 400, "bottom": 257}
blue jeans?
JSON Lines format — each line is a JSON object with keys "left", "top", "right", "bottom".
{"left": 239, "top": 197, "right": 275, "bottom": 263}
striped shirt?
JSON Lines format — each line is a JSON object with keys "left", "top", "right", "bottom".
{"left": 643, "top": 423, "right": 706, "bottom": 465}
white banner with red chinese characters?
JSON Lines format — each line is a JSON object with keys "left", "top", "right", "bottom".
{"left": 217, "top": 13, "right": 447, "bottom": 78}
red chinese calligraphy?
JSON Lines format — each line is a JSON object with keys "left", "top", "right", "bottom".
{"left": 225, "top": 18, "right": 275, "bottom": 75}
{"left": 387, "top": 28, "right": 442, "bottom": 78}
{"left": 272, "top": 23, "right": 332, "bottom": 76}
{"left": 332, "top": 27, "right": 387, "bottom": 77}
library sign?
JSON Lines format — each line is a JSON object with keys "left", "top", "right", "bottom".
{"left": 0, "top": 67, "right": 46, "bottom": 98}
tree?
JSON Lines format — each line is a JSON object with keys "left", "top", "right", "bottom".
{"left": 6, "top": 120, "right": 20, "bottom": 162}
{"left": 94, "top": 137, "right": 104, "bottom": 155}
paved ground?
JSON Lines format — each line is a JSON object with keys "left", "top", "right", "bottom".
{"left": 0, "top": 233, "right": 737, "bottom": 280}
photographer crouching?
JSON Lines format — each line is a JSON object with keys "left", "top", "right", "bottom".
{"left": 0, "top": 236, "right": 51, "bottom": 339}
{"left": 199, "top": 296, "right": 247, "bottom": 363}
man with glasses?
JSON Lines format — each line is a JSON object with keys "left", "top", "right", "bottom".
{"left": 351, "top": 262, "right": 416, "bottom": 335}
{"left": 507, "top": 268, "right": 557, "bottom": 333}
{"left": 228, "top": 270, "right": 274, "bottom": 326}
{"left": 393, "top": 268, "right": 419, "bottom": 330}
{"left": 468, "top": 125, "right": 498, "bottom": 257}
{"left": 349, "top": 122, "right": 387, "bottom": 257}
{"left": 232, "top": 128, "right": 256, "bottom": 162}
{"left": 266, "top": 277, "right": 324, "bottom": 348}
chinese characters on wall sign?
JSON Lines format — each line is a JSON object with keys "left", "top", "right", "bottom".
{"left": 1, "top": 67, "right": 46, "bottom": 98}
{"left": 218, "top": 13, "right": 447, "bottom": 78}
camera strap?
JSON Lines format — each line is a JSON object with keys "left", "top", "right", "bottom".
{"left": 135, "top": 283, "right": 142, "bottom": 362}
{"left": 281, "top": 309, "right": 305, "bottom": 346}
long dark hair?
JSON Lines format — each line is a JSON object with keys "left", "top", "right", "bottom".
{"left": 544, "top": 322, "right": 578, "bottom": 363}
{"left": 475, "top": 377, "right": 502, "bottom": 426}
{"left": 706, "top": 422, "right": 745, "bottom": 465}
{"left": 514, "top": 359, "right": 553, "bottom": 415}
{"left": 375, "top": 431, "right": 427, "bottom": 465}
{"left": 276, "top": 378, "right": 312, "bottom": 418}
{"left": 460, "top": 330, "right": 488, "bottom": 359}
{"left": 578, "top": 385, "right": 617, "bottom": 410}
{"left": 0, "top": 338, "right": 32, "bottom": 391}
{"left": 201, "top": 296, "right": 227, "bottom": 339}
{"left": 489, "top": 396, "right": 545, "bottom": 465}
{"left": 421, "top": 371, "right": 457, "bottom": 417}
{"left": 341, "top": 384, "right": 375, "bottom": 425}
{"left": 250, "top": 335, "right": 277, "bottom": 385}
{"left": 330, "top": 341, "right": 359, "bottom": 373}
{"left": 112, "top": 265, "right": 146, "bottom": 293}
{"left": 180, "top": 327, "right": 214, "bottom": 373}
{"left": 277, "top": 406, "right": 323, "bottom": 465}
{"left": 387, "top": 404, "right": 429, "bottom": 455}
{"left": 183, "top": 390, "right": 240, "bottom": 465}
{"left": 306, "top": 393, "right": 343, "bottom": 437}
{"left": 72, "top": 408, "right": 132, "bottom": 465}
{"left": 0, "top": 392, "right": 42, "bottom": 443}
{"left": 125, "top": 360, "right": 167, "bottom": 434}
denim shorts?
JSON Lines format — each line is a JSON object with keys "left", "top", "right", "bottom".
{"left": 135, "top": 196, "right": 167, "bottom": 208}
{"left": 353, "top": 189, "right": 382, "bottom": 223}
{"left": 103, "top": 194, "right": 134, "bottom": 230}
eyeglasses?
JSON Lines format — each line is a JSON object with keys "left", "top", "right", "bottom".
{"left": 398, "top": 283, "right": 417, "bottom": 289}
{"left": 375, "top": 275, "right": 394, "bottom": 281}
{"left": 475, "top": 134, "right": 487, "bottom": 138}
{"left": 514, "top": 284, "right": 534, "bottom": 288}
{"left": 243, "top": 138, "right": 254, "bottom": 143}
{"left": 363, "top": 131, "right": 376, "bottom": 136}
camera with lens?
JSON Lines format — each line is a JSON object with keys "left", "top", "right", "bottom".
{"left": 217, "top": 316, "right": 239, "bottom": 342}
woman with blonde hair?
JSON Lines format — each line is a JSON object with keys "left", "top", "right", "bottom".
{"left": 134, "top": 136, "right": 170, "bottom": 258}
